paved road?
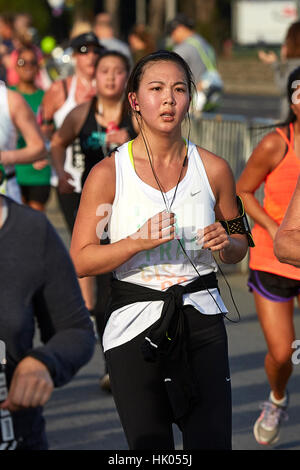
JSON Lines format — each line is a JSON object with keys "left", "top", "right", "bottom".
{"left": 43, "top": 190, "right": 300, "bottom": 451}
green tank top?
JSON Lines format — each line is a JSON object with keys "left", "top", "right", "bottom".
{"left": 10, "top": 87, "right": 51, "bottom": 186}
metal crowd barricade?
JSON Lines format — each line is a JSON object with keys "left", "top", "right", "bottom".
{"left": 184, "top": 113, "right": 277, "bottom": 273}
{"left": 186, "top": 112, "right": 250, "bottom": 180}
{"left": 248, "top": 118, "right": 277, "bottom": 208}
{"left": 185, "top": 113, "right": 276, "bottom": 178}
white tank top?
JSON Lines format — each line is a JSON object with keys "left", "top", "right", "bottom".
{"left": 0, "top": 81, "right": 17, "bottom": 177}
{"left": 0, "top": 196, "right": 8, "bottom": 225}
{"left": 52, "top": 76, "right": 84, "bottom": 192}
{"left": 102, "top": 141, "right": 227, "bottom": 352}
{"left": 53, "top": 76, "right": 77, "bottom": 127}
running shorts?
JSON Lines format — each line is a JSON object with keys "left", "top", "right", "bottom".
{"left": 248, "top": 268, "right": 300, "bottom": 302}
{"left": 20, "top": 185, "right": 51, "bottom": 205}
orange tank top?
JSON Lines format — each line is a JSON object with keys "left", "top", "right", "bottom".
{"left": 250, "top": 122, "right": 300, "bottom": 279}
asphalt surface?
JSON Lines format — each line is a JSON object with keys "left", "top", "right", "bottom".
{"left": 219, "top": 93, "right": 280, "bottom": 120}
{"left": 42, "top": 94, "right": 300, "bottom": 452}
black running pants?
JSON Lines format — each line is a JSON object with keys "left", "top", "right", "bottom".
{"left": 105, "top": 306, "right": 232, "bottom": 450}
{"left": 55, "top": 189, "right": 81, "bottom": 234}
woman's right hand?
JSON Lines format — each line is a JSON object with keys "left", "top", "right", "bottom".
{"left": 58, "top": 171, "right": 75, "bottom": 194}
{"left": 258, "top": 50, "right": 277, "bottom": 64}
{"left": 130, "top": 210, "right": 176, "bottom": 251}
{"left": 267, "top": 220, "right": 279, "bottom": 241}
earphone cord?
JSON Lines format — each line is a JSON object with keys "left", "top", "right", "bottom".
{"left": 139, "top": 126, "right": 187, "bottom": 212}
{"left": 136, "top": 113, "right": 241, "bottom": 323}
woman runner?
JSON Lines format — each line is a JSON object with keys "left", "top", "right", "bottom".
{"left": 70, "top": 50, "right": 248, "bottom": 450}
{"left": 11, "top": 45, "right": 50, "bottom": 211}
{"left": 237, "top": 66, "right": 300, "bottom": 446}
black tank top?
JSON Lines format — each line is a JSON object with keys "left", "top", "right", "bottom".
{"left": 79, "top": 97, "right": 137, "bottom": 186}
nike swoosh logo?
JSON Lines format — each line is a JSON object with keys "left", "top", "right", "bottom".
{"left": 190, "top": 190, "right": 201, "bottom": 197}
{"left": 226, "top": 377, "right": 231, "bottom": 382}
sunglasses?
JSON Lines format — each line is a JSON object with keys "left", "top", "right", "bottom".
{"left": 17, "top": 58, "right": 38, "bottom": 67}
{"left": 76, "top": 45, "right": 101, "bottom": 54}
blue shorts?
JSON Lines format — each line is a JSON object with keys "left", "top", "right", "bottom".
{"left": 248, "top": 269, "right": 300, "bottom": 302}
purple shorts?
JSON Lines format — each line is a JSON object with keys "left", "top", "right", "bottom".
{"left": 248, "top": 269, "right": 300, "bottom": 302}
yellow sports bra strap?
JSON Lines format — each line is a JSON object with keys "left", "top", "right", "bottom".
{"left": 128, "top": 140, "right": 134, "bottom": 169}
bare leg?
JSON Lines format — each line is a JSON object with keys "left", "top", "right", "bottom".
{"left": 27, "top": 200, "right": 46, "bottom": 212}
{"left": 253, "top": 291, "right": 295, "bottom": 400}
{"left": 78, "top": 276, "right": 96, "bottom": 312}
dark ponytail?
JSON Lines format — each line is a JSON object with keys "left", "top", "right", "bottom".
{"left": 252, "top": 65, "right": 300, "bottom": 133}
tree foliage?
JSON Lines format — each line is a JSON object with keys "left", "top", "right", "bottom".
{"left": 178, "top": 0, "right": 231, "bottom": 50}
{"left": 0, "top": 0, "right": 96, "bottom": 39}
{"left": 0, "top": 0, "right": 51, "bottom": 36}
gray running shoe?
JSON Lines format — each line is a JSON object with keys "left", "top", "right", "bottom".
{"left": 253, "top": 397, "right": 288, "bottom": 445}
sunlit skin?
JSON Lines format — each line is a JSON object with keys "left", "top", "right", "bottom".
{"left": 15, "top": 49, "right": 38, "bottom": 92}
{"left": 129, "top": 61, "right": 190, "bottom": 141}
{"left": 127, "top": 61, "right": 191, "bottom": 196}
{"left": 95, "top": 55, "right": 128, "bottom": 100}
{"left": 275, "top": 175, "right": 300, "bottom": 266}
{"left": 74, "top": 46, "right": 99, "bottom": 81}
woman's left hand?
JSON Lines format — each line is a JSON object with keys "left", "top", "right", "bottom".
{"left": 33, "top": 158, "right": 49, "bottom": 170}
{"left": 197, "top": 222, "right": 230, "bottom": 252}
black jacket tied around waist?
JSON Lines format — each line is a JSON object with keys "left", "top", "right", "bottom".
{"left": 104, "top": 271, "right": 220, "bottom": 422}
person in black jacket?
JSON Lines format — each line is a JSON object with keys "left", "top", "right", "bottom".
{"left": 0, "top": 190, "right": 95, "bottom": 450}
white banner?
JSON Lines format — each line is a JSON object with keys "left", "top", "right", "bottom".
{"left": 233, "top": 0, "right": 298, "bottom": 45}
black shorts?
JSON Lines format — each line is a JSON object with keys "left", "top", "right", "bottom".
{"left": 55, "top": 189, "right": 81, "bottom": 234}
{"left": 248, "top": 269, "right": 300, "bottom": 302}
{"left": 20, "top": 185, "right": 51, "bottom": 205}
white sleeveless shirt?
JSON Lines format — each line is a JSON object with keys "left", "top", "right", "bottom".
{"left": 52, "top": 76, "right": 84, "bottom": 192}
{"left": 0, "top": 81, "right": 17, "bottom": 173}
{"left": 102, "top": 141, "right": 227, "bottom": 352}
{"left": 0, "top": 82, "right": 22, "bottom": 202}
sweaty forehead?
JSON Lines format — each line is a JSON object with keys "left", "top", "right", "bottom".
{"left": 141, "top": 60, "right": 187, "bottom": 82}
{"left": 98, "top": 55, "right": 126, "bottom": 68}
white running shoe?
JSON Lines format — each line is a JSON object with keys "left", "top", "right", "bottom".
{"left": 253, "top": 393, "right": 288, "bottom": 445}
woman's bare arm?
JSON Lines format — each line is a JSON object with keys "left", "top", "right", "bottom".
{"left": 1, "top": 90, "right": 46, "bottom": 165}
{"left": 50, "top": 103, "right": 89, "bottom": 193}
{"left": 70, "top": 154, "right": 175, "bottom": 277}
{"left": 199, "top": 147, "right": 248, "bottom": 264}
{"left": 274, "top": 176, "right": 300, "bottom": 267}
{"left": 236, "top": 131, "right": 286, "bottom": 241}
